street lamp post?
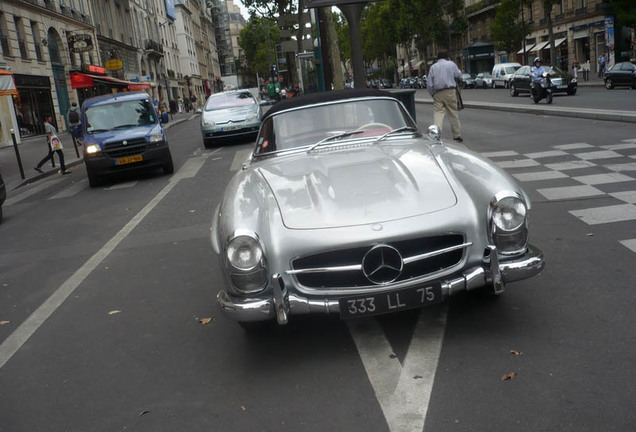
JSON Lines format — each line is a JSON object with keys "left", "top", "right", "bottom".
{"left": 521, "top": 0, "right": 527, "bottom": 65}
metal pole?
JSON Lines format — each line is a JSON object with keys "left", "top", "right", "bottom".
{"left": 10, "top": 129, "right": 25, "bottom": 180}
{"left": 521, "top": 0, "right": 527, "bottom": 65}
{"left": 339, "top": 3, "right": 366, "bottom": 90}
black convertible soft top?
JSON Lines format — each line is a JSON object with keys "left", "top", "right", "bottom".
{"left": 262, "top": 88, "right": 398, "bottom": 120}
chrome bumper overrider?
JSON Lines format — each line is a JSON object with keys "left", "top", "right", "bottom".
{"left": 216, "top": 244, "right": 545, "bottom": 324}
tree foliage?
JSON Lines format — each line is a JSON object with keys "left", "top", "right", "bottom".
{"left": 610, "top": 0, "right": 636, "bottom": 27}
{"left": 238, "top": 17, "right": 281, "bottom": 77}
{"left": 492, "top": 0, "right": 531, "bottom": 55}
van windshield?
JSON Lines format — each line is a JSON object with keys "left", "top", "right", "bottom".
{"left": 85, "top": 99, "right": 156, "bottom": 134}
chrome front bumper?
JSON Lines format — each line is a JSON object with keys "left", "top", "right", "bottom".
{"left": 217, "top": 244, "right": 545, "bottom": 324}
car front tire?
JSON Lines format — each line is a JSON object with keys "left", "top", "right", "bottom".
{"left": 510, "top": 84, "right": 518, "bottom": 96}
{"left": 605, "top": 78, "right": 614, "bottom": 89}
{"left": 163, "top": 156, "right": 174, "bottom": 175}
{"left": 567, "top": 88, "right": 577, "bottom": 95}
{"left": 86, "top": 166, "right": 102, "bottom": 188}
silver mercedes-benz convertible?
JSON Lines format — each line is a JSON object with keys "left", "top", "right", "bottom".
{"left": 211, "top": 89, "right": 545, "bottom": 328}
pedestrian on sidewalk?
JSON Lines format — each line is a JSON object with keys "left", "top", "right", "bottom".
{"left": 34, "top": 115, "right": 71, "bottom": 175}
{"left": 572, "top": 57, "right": 580, "bottom": 79}
{"left": 427, "top": 50, "right": 463, "bottom": 143}
{"left": 67, "top": 102, "right": 81, "bottom": 142}
{"left": 598, "top": 53, "right": 606, "bottom": 78}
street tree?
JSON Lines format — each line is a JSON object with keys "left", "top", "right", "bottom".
{"left": 492, "top": 0, "right": 532, "bottom": 59}
{"left": 239, "top": 17, "right": 281, "bottom": 79}
{"left": 541, "top": 0, "right": 560, "bottom": 66}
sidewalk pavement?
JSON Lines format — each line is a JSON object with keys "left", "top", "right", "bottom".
{"left": 0, "top": 112, "right": 198, "bottom": 193}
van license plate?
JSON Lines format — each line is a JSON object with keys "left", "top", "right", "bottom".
{"left": 116, "top": 155, "right": 143, "bottom": 165}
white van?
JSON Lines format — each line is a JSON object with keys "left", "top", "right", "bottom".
{"left": 492, "top": 63, "right": 522, "bottom": 88}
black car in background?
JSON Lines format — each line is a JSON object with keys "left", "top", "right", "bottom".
{"left": 509, "top": 65, "right": 578, "bottom": 96}
{"left": 604, "top": 62, "right": 636, "bottom": 89}
{"left": 0, "top": 170, "right": 6, "bottom": 223}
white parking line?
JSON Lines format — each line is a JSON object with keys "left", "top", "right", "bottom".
{"left": 104, "top": 181, "right": 137, "bottom": 190}
{"left": 0, "top": 150, "right": 220, "bottom": 370}
{"left": 348, "top": 307, "right": 447, "bottom": 432}
{"left": 230, "top": 149, "right": 252, "bottom": 171}
{"left": 4, "top": 177, "right": 65, "bottom": 206}
{"left": 49, "top": 180, "right": 87, "bottom": 199}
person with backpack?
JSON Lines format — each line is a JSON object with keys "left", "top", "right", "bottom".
{"left": 67, "top": 102, "right": 80, "bottom": 138}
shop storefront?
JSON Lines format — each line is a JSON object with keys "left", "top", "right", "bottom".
{"left": 463, "top": 42, "right": 495, "bottom": 74}
{"left": 70, "top": 69, "right": 151, "bottom": 106}
{"left": 12, "top": 74, "right": 56, "bottom": 137}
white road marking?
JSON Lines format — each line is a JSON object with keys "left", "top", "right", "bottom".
{"left": 349, "top": 307, "right": 447, "bottom": 432}
{"left": 553, "top": 143, "right": 594, "bottom": 150}
{"left": 230, "top": 149, "right": 252, "bottom": 171}
{"left": 49, "top": 180, "right": 87, "bottom": 199}
{"left": 570, "top": 204, "right": 636, "bottom": 225}
{"left": 513, "top": 171, "right": 568, "bottom": 182}
{"left": 0, "top": 150, "right": 220, "bottom": 370}
{"left": 537, "top": 185, "right": 604, "bottom": 201}
{"left": 104, "top": 181, "right": 137, "bottom": 190}
{"left": 495, "top": 159, "right": 541, "bottom": 169}
{"left": 523, "top": 150, "right": 568, "bottom": 159}
{"left": 4, "top": 177, "right": 66, "bottom": 206}
{"left": 480, "top": 151, "right": 519, "bottom": 158}
{"left": 544, "top": 160, "right": 596, "bottom": 171}
{"left": 572, "top": 172, "right": 634, "bottom": 185}
{"left": 610, "top": 191, "right": 636, "bottom": 204}
{"left": 600, "top": 143, "right": 636, "bottom": 151}
{"left": 574, "top": 150, "right": 623, "bottom": 160}
{"left": 620, "top": 239, "right": 636, "bottom": 253}
{"left": 605, "top": 162, "right": 636, "bottom": 172}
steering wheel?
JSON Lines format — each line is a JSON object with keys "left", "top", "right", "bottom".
{"left": 355, "top": 122, "right": 392, "bottom": 132}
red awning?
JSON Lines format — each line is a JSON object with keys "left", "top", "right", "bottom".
{"left": 70, "top": 72, "right": 151, "bottom": 91}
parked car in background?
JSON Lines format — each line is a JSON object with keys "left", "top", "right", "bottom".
{"left": 380, "top": 78, "right": 393, "bottom": 89}
{"left": 414, "top": 76, "right": 427, "bottom": 88}
{"left": 212, "top": 89, "right": 545, "bottom": 329}
{"left": 509, "top": 65, "right": 577, "bottom": 97}
{"left": 604, "top": 61, "right": 636, "bottom": 89}
{"left": 475, "top": 72, "right": 494, "bottom": 88}
{"left": 200, "top": 90, "right": 262, "bottom": 148}
{"left": 0, "top": 170, "right": 5, "bottom": 223}
{"left": 492, "top": 63, "right": 522, "bottom": 88}
{"left": 460, "top": 73, "right": 476, "bottom": 88}
{"left": 80, "top": 92, "right": 174, "bottom": 187}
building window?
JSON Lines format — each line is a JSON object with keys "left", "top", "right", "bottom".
{"left": 14, "top": 17, "right": 29, "bottom": 59}
{"left": 31, "top": 21, "right": 43, "bottom": 61}
{"left": 0, "top": 13, "right": 11, "bottom": 56}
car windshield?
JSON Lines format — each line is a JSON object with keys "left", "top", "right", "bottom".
{"left": 505, "top": 66, "right": 521, "bottom": 74}
{"left": 205, "top": 92, "right": 255, "bottom": 111}
{"left": 254, "top": 98, "right": 415, "bottom": 156}
{"left": 85, "top": 99, "right": 156, "bottom": 134}
{"left": 545, "top": 66, "right": 564, "bottom": 75}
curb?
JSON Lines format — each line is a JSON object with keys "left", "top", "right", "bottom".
{"left": 414, "top": 98, "right": 636, "bottom": 123}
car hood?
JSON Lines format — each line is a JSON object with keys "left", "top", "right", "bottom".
{"left": 203, "top": 105, "right": 257, "bottom": 123}
{"left": 84, "top": 124, "right": 163, "bottom": 148}
{"left": 257, "top": 144, "right": 458, "bottom": 229}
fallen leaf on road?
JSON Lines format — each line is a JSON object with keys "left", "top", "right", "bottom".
{"left": 199, "top": 317, "right": 213, "bottom": 325}
{"left": 501, "top": 372, "right": 517, "bottom": 381}
{"left": 108, "top": 310, "right": 122, "bottom": 315}
{"left": 241, "top": 405, "right": 247, "bottom": 411}
{"left": 586, "top": 233, "right": 595, "bottom": 237}
{"left": 140, "top": 410, "right": 150, "bottom": 416}
{"left": 510, "top": 350, "right": 523, "bottom": 356}
{"left": 0, "top": 321, "right": 10, "bottom": 326}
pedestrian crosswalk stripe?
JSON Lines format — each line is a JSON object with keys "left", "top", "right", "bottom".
{"left": 570, "top": 204, "right": 636, "bottom": 225}
{"left": 620, "top": 239, "right": 636, "bottom": 253}
{"left": 574, "top": 150, "right": 623, "bottom": 160}
{"left": 104, "top": 181, "right": 137, "bottom": 190}
{"left": 572, "top": 172, "right": 635, "bottom": 185}
{"left": 49, "top": 180, "right": 87, "bottom": 199}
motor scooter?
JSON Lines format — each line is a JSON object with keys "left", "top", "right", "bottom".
{"left": 531, "top": 72, "right": 553, "bottom": 104}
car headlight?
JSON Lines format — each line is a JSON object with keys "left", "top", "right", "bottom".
{"left": 571, "top": 77, "right": 577, "bottom": 83}
{"left": 246, "top": 112, "right": 258, "bottom": 121}
{"left": 489, "top": 193, "right": 528, "bottom": 255}
{"left": 85, "top": 144, "right": 101, "bottom": 154}
{"left": 202, "top": 118, "right": 215, "bottom": 127}
{"left": 149, "top": 134, "right": 164, "bottom": 143}
{"left": 226, "top": 233, "right": 267, "bottom": 294}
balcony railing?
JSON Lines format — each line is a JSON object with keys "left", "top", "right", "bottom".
{"left": 575, "top": 7, "right": 588, "bottom": 15}
{"left": 144, "top": 39, "right": 164, "bottom": 54}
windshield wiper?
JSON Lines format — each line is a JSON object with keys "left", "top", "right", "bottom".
{"left": 374, "top": 126, "right": 418, "bottom": 143}
{"left": 307, "top": 130, "right": 365, "bottom": 153}
{"left": 87, "top": 128, "right": 110, "bottom": 133}
{"left": 112, "top": 123, "right": 140, "bottom": 130}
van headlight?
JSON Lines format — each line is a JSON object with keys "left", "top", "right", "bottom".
{"left": 489, "top": 192, "right": 528, "bottom": 255}
{"left": 226, "top": 232, "right": 267, "bottom": 294}
{"left": 85, "top": 144, "right": 101, "bottom": 154}
{"left": 149, "top": 134, "right": 164, "bottom": 143}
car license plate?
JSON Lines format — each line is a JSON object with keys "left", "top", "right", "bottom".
{"left": 115, "top": 154, "right": 143, "bottom": 165}
{"left": 222, "top": 125, "right": 242, "bottom": 132}
{"left": 558, "top": 85, "right": 567, "bottom": 89}
{"left": 339, "top": 283, "right": 443, "bottom": 319}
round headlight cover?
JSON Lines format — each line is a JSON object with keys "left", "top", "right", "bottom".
{"left": 492, "top": 196, "right": 527, "bottom": 232}
{"left": 226, "top": 235, "right": 263, "bottom": 271}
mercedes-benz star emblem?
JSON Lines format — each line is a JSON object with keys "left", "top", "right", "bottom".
{"left": 122, "top": 140, "right": 128, "bottom": 146}
{"left": 362, "top": 244, "right": 404, "bottom": 284}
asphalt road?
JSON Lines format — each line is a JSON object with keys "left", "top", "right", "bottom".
{"left": 1, "top": 105, "right": 636, "bottom": 431}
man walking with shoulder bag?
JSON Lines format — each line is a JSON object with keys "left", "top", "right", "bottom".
{"left": 427, "top": 51, "right": 463, "bottom": 142}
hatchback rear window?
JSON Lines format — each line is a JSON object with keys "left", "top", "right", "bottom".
{"left": 205, "top": 92, "right": 255, "bottom": 111}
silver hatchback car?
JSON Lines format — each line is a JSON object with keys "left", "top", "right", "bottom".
{"left": 200, "top": 90, "right": 262, "bottom": 148}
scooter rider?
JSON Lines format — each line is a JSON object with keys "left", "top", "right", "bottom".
{"left": 531, "top": 58, "right": 547, "bottom": 84}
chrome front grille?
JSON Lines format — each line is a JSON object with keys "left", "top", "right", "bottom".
{"left": 289, "top": 234, "right": 468, "bottom": 289}
{"left": 104, "top": 138, "right": 147, "bottom": 158}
